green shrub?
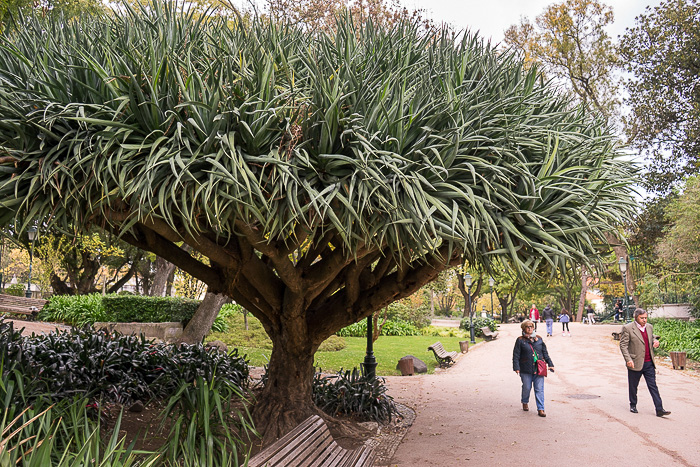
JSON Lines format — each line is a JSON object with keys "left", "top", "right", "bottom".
{"left": 102, "top": 294, "right": 201, "bottom": 324}
{"left": 420, "top": 326, "right": 469, "bottom": 338}
{"left": 1, "top": 320, "right": 249, "bottom": 404}
{"left": 4, "top": 283, "right": 27, "bottom": 297}
{"left": 383, "top": 300, "right": 432, "bottom": 328}
{"left": 650, "top": 318, "right": 700, "bottom": 361}
{"left": 460, "top": 316, "right": 498, "bottom": 336}
{"left": 337, "top": 319, "right": 421, "bottom": 337}
{"left": 160, "top": 376, "right": 256, "bottom": 465}
{"left": 39, "top": 293, "right": 107, "bottom": 326}
{"left": 380, "top": 320, "right": 421, "bottom": 336}
{"left": 318, "top": 335, "right": 346, "bottom": 352}
{"left": 337, "top": 320, "right": 367, "bottom": 337}
{"left": 312, "top": 368, "right": 397, "bottom": 423}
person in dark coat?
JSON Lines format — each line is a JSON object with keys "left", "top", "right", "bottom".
{"left": 542, "top": 304, "right": 555, "bottom": 337}
{"left": 513, "top": 320, "right": 555, "bottom": 417}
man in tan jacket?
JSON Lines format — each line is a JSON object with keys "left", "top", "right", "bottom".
{"left": 620, "top": 308, "right": 671, "bottom": 417}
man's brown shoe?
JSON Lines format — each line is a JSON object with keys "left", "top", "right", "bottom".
{"left": 538, "top": 410, "right": 546, "bottom": 417}
{"left": 522, "top": 404, "right": 529, "bottom": 411}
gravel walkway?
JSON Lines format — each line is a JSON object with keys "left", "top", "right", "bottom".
{"left": 382, "top": 322, "right": 700, "bottom": 466}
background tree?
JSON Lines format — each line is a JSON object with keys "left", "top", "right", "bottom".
{"left": 505, "top": 0, "right": 633, "bottom": 312}
{"left": 0, "top": 4, "right": 636, "bottom": 440}
{"left": 620, "top": 0, "right": 700, "bottom": 193}
{"left": 503, "top": 0, "right": 619, "bottom": 119}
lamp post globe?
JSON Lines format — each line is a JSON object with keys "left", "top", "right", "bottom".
{"left": 464, "top": 273, "right": 474, "bottom": 344}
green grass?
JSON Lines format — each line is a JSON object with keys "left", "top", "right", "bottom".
{"left": 207, "top": 311, "right": 479, "bottom": 375}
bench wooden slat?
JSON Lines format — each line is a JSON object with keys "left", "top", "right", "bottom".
{"left": 248, "top": 416, "right": 325, "bottom": 467}
{"left": 344, "top": 446, "right": 376, "bottom": 467}
{"left": 248, "top": 415, "right": 374, "bottom": 467}
{"left": 286, "top": 429, "right": 334, "bottom": 467}
{"left": 316, "top": 444, "right": 347, "bottom": 467}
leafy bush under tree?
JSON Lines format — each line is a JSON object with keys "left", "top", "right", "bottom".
{"left": 1, "top": 319, "right": 249, "bottom": 405}
{"left": 460, "top": 317, "right": 498, "bottom": 336}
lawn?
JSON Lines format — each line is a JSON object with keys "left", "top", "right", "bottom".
{"left": 207, "top": 311, "right": 479, "bottom": 375}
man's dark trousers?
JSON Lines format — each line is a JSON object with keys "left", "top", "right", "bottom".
{"left": 628, "top": 360, "right": 663, "bottom": 410}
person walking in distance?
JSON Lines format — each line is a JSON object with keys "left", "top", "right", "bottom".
{"left": 586, "top": 304, "right": 596, "bottom": 325}
{"left": 619, "top": 308, "right": 671, "bottom": 417}
{"left": 614, "top": 300, "right": 623, "bottom": 322}
{"left": 529, "top": 304, "right": 540, "bottom": 332}
{"left": 542, "top": 304, "right": 555, "bottom": 337}
{"left": 558, "top": 308, "right": 571, "bottom": 336}
{"left": 513, "top": 320, "right": 555, "bottom": 417}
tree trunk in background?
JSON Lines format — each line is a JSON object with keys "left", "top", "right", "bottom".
{"left": 165, "top": 267, "right": 175, "bottom": 296}
{"left": 576, "top": 266, "right": 588, "bottom": 322}
{"left": 150, "top": 256, "right": 177, "bottom": 297}
{"left": 179, "top": 291, "right": 230, "bottom": 344}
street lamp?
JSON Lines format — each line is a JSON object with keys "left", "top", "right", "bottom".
{"left": 362, "top": 315, "right": 377, "bottom": 379}
{"left": 464, "top": 273, "right": 475, "bottom": 344}
{"left": 26, "top": 227, "right": 37, "bottom": 299}
{"left": 489, "top": 276, "right": 495, "bottom": 320}
{"left": 619, "top": 257, "right": 629, "bottom": 322}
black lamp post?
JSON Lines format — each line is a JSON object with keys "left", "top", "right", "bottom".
{"left": 619, "top": 257, "right": 629, "bottom": 322}
{"left": 25, "top": 227, "right": 37, "bottom": 299}
{"left": 489, "top": 276, "right": 495, "bottom": 320}
{"left": 464, "top": 273, "right": 475, "bottom": 344}
{"left": 362, "top": 315, "right": 377, "bottom": 379}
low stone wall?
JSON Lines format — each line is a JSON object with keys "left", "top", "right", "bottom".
{"left": 93, "top": 321, "right": 183, "bottom": 342}
{"left": 648, "top": 304, "right": 693, "bottom": 320}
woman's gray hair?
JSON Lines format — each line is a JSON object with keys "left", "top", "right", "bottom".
{"left": 634, "top": 308, "right": 648, "bottom": 318}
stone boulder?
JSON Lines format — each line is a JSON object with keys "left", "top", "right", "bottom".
{"left": 395, "top": 355, "right": 428, "bottom": 374}
{"left": 206, "top": 340, "right": 229, "bottom": 353}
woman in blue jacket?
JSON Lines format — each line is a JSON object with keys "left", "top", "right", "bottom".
{"left": 513, "top": 320, "right": 555, "bottom": 417}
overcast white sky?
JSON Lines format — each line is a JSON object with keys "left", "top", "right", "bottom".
{"left": 403, "top": 0, "right": 655, "bottom": 44}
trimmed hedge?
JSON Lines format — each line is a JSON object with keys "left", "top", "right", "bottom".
{"left": 102, "top": 294, "right": 201, "bottom": 324}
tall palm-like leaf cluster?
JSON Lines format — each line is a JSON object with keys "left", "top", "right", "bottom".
{"left": 0, "top": 2, "right": 636, "bottom": 437}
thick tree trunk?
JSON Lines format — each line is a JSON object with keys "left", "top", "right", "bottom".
{"left": 150, "top": 256, "right": 177, "bottom": 297}
{"left": 253, "top": 312, "right": 318, "bottom": 443}
{"left": 178, "top": 291, "right": 229, "bottom": 344}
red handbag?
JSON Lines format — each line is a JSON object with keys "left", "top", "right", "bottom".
{"left": 528, "top": 342, "right": 548, "bottom": 377}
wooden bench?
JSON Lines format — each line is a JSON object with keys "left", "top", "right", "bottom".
{"left": 428, "top": 341, "right": 458, "bottom": 368}
{"left": 248, "top": 415, "right": 375, "bottom": 467}
{"left": 480, "top": 326, "right": 499, "bottom": 341}
{"left": 0, "top": 294, "right": 47, "bottom": 320}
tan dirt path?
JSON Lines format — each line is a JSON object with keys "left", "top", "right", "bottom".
{"left": 383, "top": 322, "right": 700, "bottom": 466}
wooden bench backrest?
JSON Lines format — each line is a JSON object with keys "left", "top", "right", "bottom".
{"left": 428, "top": 342, "right": 448, "bottom": 357}
{"left": 0, "top": 294, "right": 47, "bottom": 308}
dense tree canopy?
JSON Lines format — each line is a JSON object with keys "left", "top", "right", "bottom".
{"left": 620, "top": 0, "right": 700, "bottom": 193}
{"left": 0, "top": 2, "right": 636, "bottom": 439}
{"left": 504, "top": 0, "right": 619, "bottom": 120}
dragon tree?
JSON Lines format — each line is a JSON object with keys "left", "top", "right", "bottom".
{"left": 0, "top": 3, "right": 637, "bottom": 440}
